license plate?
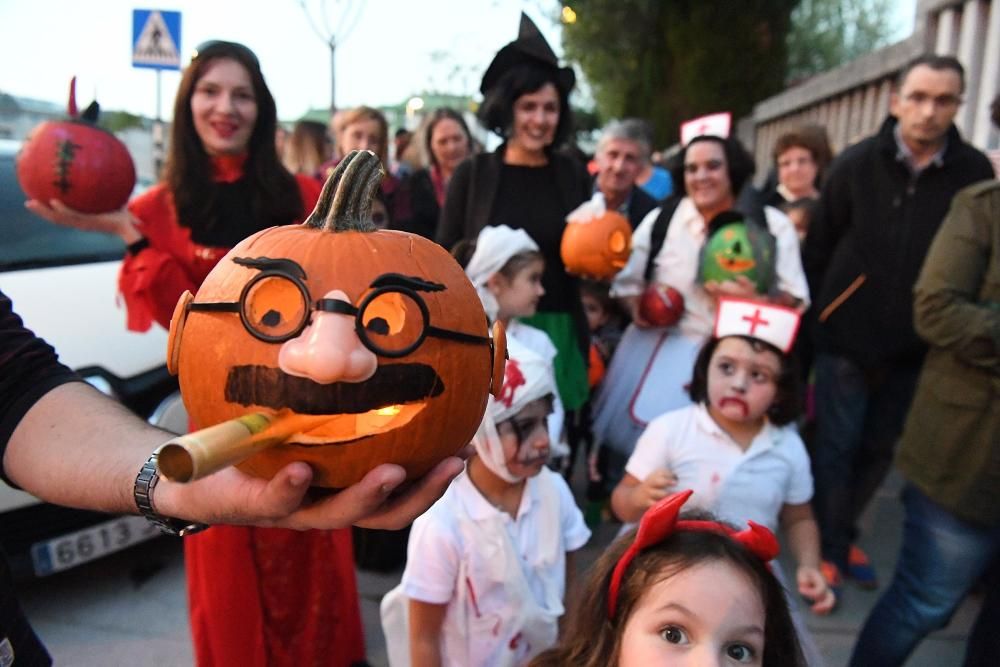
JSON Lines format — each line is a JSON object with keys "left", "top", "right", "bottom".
{"left": 30, "top": 515, "right": 161, "bottom": 576}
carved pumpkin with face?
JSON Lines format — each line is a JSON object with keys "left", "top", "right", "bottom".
{"left": 698, "top": 212, "right": 776, "bottom": 294}
{"left": 560, "top": 210, "right": 632, "bottom": 280}
{"left": 167, "top": 151, "right": 504, "bottom": 488}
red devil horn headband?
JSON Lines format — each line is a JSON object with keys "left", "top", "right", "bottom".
{"left": 606, "top": 490, "right": 779, "bottom": 619}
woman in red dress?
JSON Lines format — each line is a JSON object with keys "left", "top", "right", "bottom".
{"left": 26, "top": 40, "right": 366, "bottom": 667}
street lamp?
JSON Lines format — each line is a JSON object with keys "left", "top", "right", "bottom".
{"left": 405, "top": 96, "right": 425, "bottom": 130}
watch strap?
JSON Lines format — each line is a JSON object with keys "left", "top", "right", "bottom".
{"left": 134, "top": 450, "right": 209, "bottom": 537}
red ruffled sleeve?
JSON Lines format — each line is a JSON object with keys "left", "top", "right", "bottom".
{"left": 119, "top": 186, "right": 208, "bottom": 332}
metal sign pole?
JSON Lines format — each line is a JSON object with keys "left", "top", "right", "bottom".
{"left": 154, "top": 69, "right": 164, "bottom": 179}
{"left": 132, "top": 8, "right": 181, "bottom": 183}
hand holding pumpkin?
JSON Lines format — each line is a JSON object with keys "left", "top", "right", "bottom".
{"left": 154, "top": 455, "right": 467, "bottom": 531}
{"left": 25, "top": 198, "right": 142, "bottom": 243}
{"left": 702, "top": 275, "right": 758, "bottom": 299}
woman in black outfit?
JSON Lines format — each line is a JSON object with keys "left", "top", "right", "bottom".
{"left": 393, "top": 108, "right": 472, "bottom": 239}
{"left": 437, "top": 13, "right": 591, "bottom": 415}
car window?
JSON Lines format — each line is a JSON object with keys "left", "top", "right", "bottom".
{"left": 0, "top": 149, "right": 125, "bottom": 271}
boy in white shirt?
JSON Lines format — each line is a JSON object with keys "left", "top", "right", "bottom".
{"left": 382, "top": 340, "right": 590, "bottom": 667}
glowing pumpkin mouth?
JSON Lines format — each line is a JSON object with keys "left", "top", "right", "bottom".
{"left": 715, "top": 254, "right": 756, "bottom": 272}
{"left": 289, "top": 403, "right": 426, "bottom": 445}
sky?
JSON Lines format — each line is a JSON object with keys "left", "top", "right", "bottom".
{"left": 1, "top": 0, "right": 915, "bottom": 123}
{"left": 0, "top": 0, "right": 565, "bottom": 121}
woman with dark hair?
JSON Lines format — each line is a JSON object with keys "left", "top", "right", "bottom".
{"left": 438, "top": 13, "right": 592, "bottom": 418}
{"left": 27, "top": 40, "right": 366, "bottom": 666}
{"left": 392, "top": 107, "right": 472, "bottom": 239}
{"left": 591, "top": 132, "right": 809, "bottom": 491}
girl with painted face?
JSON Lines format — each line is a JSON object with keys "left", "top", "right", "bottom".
{"left": 531, "top": 490, "right": 807, "bottom": 667}
{"left": 611, "top": 298, "right": 834, "bottom": 665}
{"left": 381, "top": 340, "right": 590, "bottom": 667}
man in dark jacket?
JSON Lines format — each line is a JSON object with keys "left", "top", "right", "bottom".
{"left": 848, "top": 94, "right": 1000, "bottom": 667}
{"left": 803, "top": 54, "right": 994, "bottom": 591}
{"left": 592, "top": 119, "right": 660, "bottom": 229}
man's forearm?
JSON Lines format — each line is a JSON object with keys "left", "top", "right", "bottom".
{"left": 4, "top": 382, "right": 169, "bottom": 514}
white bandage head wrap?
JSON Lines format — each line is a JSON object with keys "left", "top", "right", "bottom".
{"left": 464, "top": 225, "right": 540, "bottom": 322}
{"left": 472, "top": 337, "right": 556, "bottom": 482}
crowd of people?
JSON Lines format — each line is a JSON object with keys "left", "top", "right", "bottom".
{"left": 2, "top": 10, "right": 999, "bottom": 667}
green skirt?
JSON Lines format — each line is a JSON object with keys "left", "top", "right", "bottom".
{"left": 518, "top": 311, "right": 589, "bottom": 411}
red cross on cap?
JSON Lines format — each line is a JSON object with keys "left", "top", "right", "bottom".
{"left": 713, "top": 297, "right": 801, "bottom": 353}
{"left": 741, "top": 308, "right": 770, "bottom": 335}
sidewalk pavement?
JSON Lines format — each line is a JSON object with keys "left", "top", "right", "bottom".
{"left": 17, "top": 469, "right": 978, "bottom": 666}
{"left": 355, "top": 468, "right": 980, "bottom": 667}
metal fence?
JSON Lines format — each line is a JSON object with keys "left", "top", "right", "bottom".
{"left": 743, "top": 0, "right": 1000, "bottom": 181}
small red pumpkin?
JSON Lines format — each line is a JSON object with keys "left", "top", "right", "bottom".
{"left": 639, "top": 284, "right": 685, "bottom": 327}
{"left": 167, "top": 151, "right": 504, "bottom": 488}
{"left": 560, "top": 210, "right": 632, "bottom": 280}
{"left": 16, "top": 77, "right": 136, "bottom": 214}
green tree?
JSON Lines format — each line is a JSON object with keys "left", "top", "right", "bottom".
{"left": 785, "top": 0, "right": 897, "bottom": 83}
{"left": 560, "top": 0, "right": 798, "bottom": 147}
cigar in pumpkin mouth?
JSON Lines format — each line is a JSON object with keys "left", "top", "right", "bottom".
{"left": 157, "top": 412, "right": 337, "bottom": 483}
{"left": 158, "top": 363, "right": 447, "bottom": 483}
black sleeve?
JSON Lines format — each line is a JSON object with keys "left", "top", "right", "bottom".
{"left": 0, "top": 290, "right": 80, "bottom": 485}
{"left": 803, "top": 151, "right": 852, "bottom": 298}
{"left": 436, "top": 158, "right": 474, "bottom": 251}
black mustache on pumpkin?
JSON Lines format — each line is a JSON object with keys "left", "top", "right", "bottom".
{"left": 224, "top": 363, "right": 444, "bottom": 414}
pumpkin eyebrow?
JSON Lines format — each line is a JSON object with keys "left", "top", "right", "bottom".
{"left": 233, "top": 257, "right": 307, "bottom": 280}
{"left": 370, "top": 273, "right": 445, "bottom": 292}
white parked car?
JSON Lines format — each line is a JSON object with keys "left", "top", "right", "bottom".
{"left": 0, "top": 139, "right": 186, "bottom": 578}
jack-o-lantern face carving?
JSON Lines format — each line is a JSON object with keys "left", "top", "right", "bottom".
{"left": 560, "top": 210, "right": 632, "bottom": 280}
{"left": 698, "top": 212, "right": 777, "bottom": 295}
{"left": 167, "top": 151, "right": 504, "bottom": 488}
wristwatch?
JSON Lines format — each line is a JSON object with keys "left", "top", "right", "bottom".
{"left": 134, "top": 450, "right": 209, "bottom": 537}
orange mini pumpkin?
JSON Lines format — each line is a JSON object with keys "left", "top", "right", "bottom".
{"left": 560, "top": 210, "right": 632, "bottom": 280}
{"left": 167, "top": 151, "right": 504, "bottom": 488}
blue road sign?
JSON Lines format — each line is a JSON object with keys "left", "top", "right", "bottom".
{"left": 132, "top": 9, "right": 182, "bottom": 70}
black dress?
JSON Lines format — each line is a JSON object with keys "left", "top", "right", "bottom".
{"left": 438, "top": 148, "right": 592, "bottom": 410}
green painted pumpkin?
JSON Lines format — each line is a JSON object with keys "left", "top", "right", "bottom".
{"left": 698, "top": 212, "right": 776, "bottom": 294}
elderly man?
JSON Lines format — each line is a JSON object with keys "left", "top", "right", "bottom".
{"left": 592, "top": 118, "right": 660, "bottom": 228}
{"left": 803, "top": 54, "right": 994, "bottom": 593}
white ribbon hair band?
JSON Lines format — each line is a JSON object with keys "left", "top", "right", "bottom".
{"left": 464, "top": 225, "right": 539, "bottom": 322}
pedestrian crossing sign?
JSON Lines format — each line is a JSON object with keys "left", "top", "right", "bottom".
{"left": 132, "top": 9, "right": 182, "bottom": 70}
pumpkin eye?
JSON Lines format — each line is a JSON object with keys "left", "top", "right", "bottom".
{"left": 360, "top": 290, "right": 426, "bottom": 354}
{"left": 242, "top": 275, "right": 308, "bottom": 339}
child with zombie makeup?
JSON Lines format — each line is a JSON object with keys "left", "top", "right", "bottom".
{"left": 531, "top": 490, "right": 807, "bottom": 667}
{"left": 456, "top": 224, "right": 567, "bottom": 458}
{"left": 611, "top": 298, "right": 834, "bottom": 665}
{"left": 381, "top": 340, "right": 590, "bottom": 667}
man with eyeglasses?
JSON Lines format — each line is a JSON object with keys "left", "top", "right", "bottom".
{"left": 803, "top": 54, "right": 994, "bottom": 597}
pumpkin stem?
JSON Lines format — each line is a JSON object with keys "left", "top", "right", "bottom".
{"left": 303, "top": 150, "right": 384, "bottom": 232}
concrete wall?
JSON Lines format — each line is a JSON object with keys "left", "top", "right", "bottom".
{"left": 747, "top": 0, "right": 1000, "bottom": 181}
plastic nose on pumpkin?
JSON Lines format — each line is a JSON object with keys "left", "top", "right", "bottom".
{"left": 278, "top": 289, "right": 377, "bottom": 384}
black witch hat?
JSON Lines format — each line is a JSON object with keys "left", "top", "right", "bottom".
{"left": 479, "top": 12, "right": 576, "bottom": 95}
